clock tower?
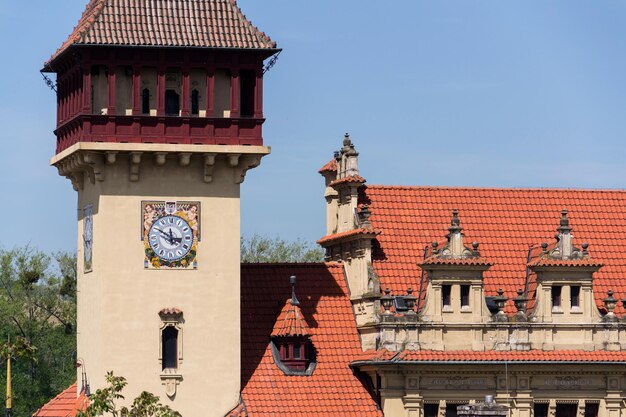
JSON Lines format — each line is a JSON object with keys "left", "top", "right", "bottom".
{"left": 42, "top": 1, "right": 278, "bottom": 415}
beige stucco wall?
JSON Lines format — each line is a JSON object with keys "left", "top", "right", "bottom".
{"left": 59, "top": 144, "right": 269, "bottom": 417}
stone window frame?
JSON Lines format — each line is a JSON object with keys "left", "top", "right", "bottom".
{"left": 158, "top": 308, "right": 184, "bottom": 397}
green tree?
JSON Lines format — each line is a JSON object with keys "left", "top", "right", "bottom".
{"left": 240, "top": 235, "right": 325, "bottom": 263}
{"left": 0, "top": 247, "right": 77, "bottom": 416}
{"left": 77, "top": 372, "right": 181, "bottom": 417}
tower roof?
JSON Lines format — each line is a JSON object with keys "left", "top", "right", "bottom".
{"left": 44, "top": 0, "right": 278, "bottom": 70}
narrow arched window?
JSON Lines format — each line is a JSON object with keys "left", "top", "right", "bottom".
{"left": 142, "top": 88, "right": 150, "bottom": 114}
{"left": 191, "top": 89, "right": 199, "bottom": 116}
{"left": 162, "top": 326, "right": 178, "bottom": 370}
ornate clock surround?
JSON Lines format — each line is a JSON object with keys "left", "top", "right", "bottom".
{"left": 142, "top": 201, "right": 200, "bottom": 269}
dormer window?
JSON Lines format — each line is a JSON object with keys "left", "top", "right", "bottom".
{"left": 270, "top": 275, "right": 316, "bottom": 376}
{"left": 277, "top": 338, "right": 310, "bottom": 372}
{"left": 552, "top": 285, "right": 562, "bottom": 311}
{"left": 571, "top": 285, "right": 581, "bottom": 310}
{"left": 461, "top": 285, "right": 470, "bottom": 310}
{"left": 442, "top": 285, "right": 452, "bottom": 311}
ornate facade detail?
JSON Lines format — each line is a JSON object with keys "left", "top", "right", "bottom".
{"left": 51, "top": 144, "right": 270, "bottom": 186}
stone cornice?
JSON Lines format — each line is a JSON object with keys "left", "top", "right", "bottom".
{"left": 51, "top": 143, "right": 270, "bottom": 189}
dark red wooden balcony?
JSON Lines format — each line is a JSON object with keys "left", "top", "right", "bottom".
{"left": 54, "top": 114, "right": 264, "bottom": 154}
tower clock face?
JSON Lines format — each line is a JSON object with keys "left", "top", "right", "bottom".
{"left": 148, "top": 215, "right": 194, "bottom": 261}
{"left": 142, "top": 201, "right": 199, "bottom": 269}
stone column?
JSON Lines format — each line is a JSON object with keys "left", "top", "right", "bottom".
{"left": 404, "top": 376, "right": 423, "bottom": 417}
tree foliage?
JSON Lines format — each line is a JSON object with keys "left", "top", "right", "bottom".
{"left": 0, "top": 247, "right": 77, "bottom": 416}
{"left": 77, "top": 372, "right": 181, "bottom": 417}
{"left": 240, "top": 235, "right": 324, "bottom": 263}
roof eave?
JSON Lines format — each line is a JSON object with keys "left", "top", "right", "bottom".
{"left": 42, "top": 44, "right": 282, "bottom": 73}
{"left": 351, "top": 359, "right": 626, "bottom": 367}
{"left": 530, "top": 264, "right": 603, "bottom": 273}
{"left": 419, "top": 263, "right": 492, "bottom": 271}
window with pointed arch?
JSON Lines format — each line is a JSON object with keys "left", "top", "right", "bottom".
{"left": 159, "top": 308, "right": 183, "bottom": 372}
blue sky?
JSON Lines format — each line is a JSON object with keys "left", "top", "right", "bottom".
{"left": 1, "top": 1, "right": 626, "bottom": 253}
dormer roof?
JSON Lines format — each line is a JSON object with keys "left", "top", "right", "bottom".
{"left": 419, "top": 210, "right": 492, "bottom": 270}
{"left": 271, "top": 299, "right": 311, "bottom": 338}
{"left": 44, "top": 0, "right": 278, "bottom": 70}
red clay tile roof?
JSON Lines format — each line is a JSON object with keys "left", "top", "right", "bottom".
{"left": 241, "top": 263, "right": 381, "bottom": 416}
{"left": 32, "top": 384, "right": 87, "bottom": 417}
{"left": 317, "top": 227, "right": 379, "bottom": 246}
{"left": 421, "top": 257, "right": 492, "bottom": 267}
{"left": 353, "top": 349, "right": 626, "bottom": 364}
{"left": 159, "top": 307, "right": 183, "bottom": 316}
{"left": 271, "top": 299, "right": 311, "bottom": 337}
{"left": 319, "top": 159, "right": 337, "bottom": 174}
{"left": 330, "top": 175, "right": 366, "bottom": 187}
{"left": 45, "top": 0, "right": 277, "bottom": 69}
{"left": 360, "top": 185, "right": 626, "bottom": 314}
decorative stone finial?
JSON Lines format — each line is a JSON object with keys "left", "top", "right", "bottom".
{"left": 343, "top": 133, "right": 351, "bottom": 147}
{"left": 582, "top": 242, "right": 589, "bottom": 256}
{"left": 404, "top": 287, "right": 417, "bottom": 314}
{"left": 541, "top": 242, "right": 548, "bottom": 255}
{"left": 492, "top": 288, "right": 508, "bottom": 322}
{"left": 431, "top": 241, "right": 439, "bottom": 254}
{"left": 472, "top": 242, "right": 480, "bottom": 256}
{"left": 549, "top": 209, "right": 583, "bottom": 260}
{"left": 381, "top": 288, "right": 393, "bottom": 314}
{"left": 337, "top": 133, "right": 359, "bottom": 177}
{"left": 513, "top": 288, "right": 528, "bottom": 321}
{"left": 603, "top": 290, "right": 618, "bottom": 322}
{"left": 290, "top": 275, "right": 300, "bottom": 306}
{"left": 448, "top": 209, "right": 463, "bottom": 235}
{"left": 557, "top": 209, "right": 572, "bottom": 234}
{"left": 358, "top": 204, "right": 372, "bottom": 227}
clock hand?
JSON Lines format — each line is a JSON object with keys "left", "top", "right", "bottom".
{"left": 167, "top": 228, "right": 176, "bottom": 245}
{"left": 155, "top": 227, "right": 176, "bottom": 245}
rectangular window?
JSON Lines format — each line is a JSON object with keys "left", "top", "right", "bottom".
{"left": 584, "top": 403, "right": 599, "bottom": 417}
{"left": 461, "top": 285, "right": 470, "bottom": 309}
{"left": 556, "top": 404, "right": 577, "bottom": 417}
{"left": 445, "top": 404, "right": 459, "bottom": 417}
{"left": 552, "top": 285, "right": 562, "bottom": 309}
{"left": 214, "top": 69, "right": 231, "bottom": 117}
{"left": 571, "top": 285, "right": 581, "bottom": 308}
{"left": 239, "top": 69, "right": 256, "bottom": 117}
{"left": 424, "top": 404, "right": 439, "bottom": 417}
{"left": 161, "top": 326, "right": 178, "bottom": 370}
{"left": 534, "top": 404, "right": 549, "bottom": 417}
{"left": 293, "top": 343, "right": 301, "bottom": 359}
{"left": 442, "top": 285, "right": 452, "bottom": 309}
